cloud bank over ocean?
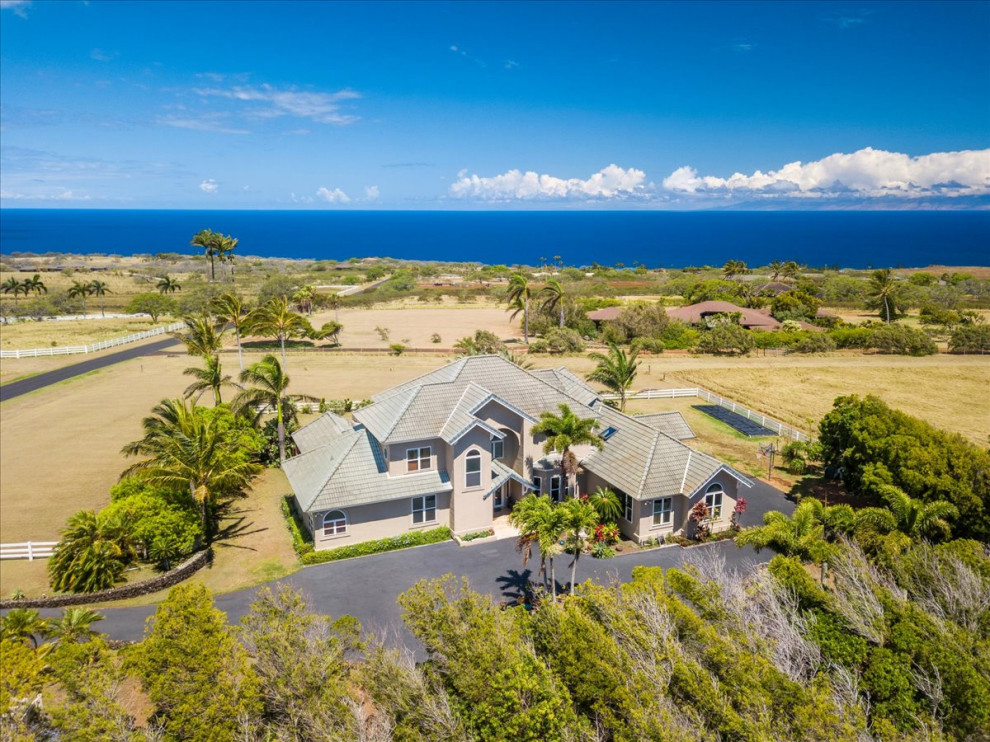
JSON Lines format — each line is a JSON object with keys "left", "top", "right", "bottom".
{"left": 449, "top": 148, "right": 990, "bottom": 206}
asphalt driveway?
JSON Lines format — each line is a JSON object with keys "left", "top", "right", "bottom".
{"left": 85, "top": 478, "right": 794, "bottom": 646}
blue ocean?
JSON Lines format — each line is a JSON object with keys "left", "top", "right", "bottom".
{"left": 0, "top": 209, "right": 987, "bottom": 268}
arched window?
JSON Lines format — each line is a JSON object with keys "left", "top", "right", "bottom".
{"left": 322, "top": 510, "right": 347, "bottom": 537}
{"left": 465, "top": 450, "right": 482, "bottom": 488}
{"left": 704, "top": 483, "right": 724, "bottom": 520}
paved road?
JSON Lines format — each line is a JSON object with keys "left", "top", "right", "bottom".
{"left": 73, "top": 479, "right": 793, "bottom": 647}
{"left": 0, "top": 336, "right": 182, "bottom": 402}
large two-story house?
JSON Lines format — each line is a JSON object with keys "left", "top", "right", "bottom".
{"left": 282, "top": 355, "right": 751, "bottom": 550}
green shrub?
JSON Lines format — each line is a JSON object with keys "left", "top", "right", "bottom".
{"left": 790, "top": 332, "right": 836, "bottom": 354}
{"left": 301, "top": 527, "right": 451, "bottom": 564}
{"left": 461, "top": 528, "right": 494, "bottom": 542}
{"left": 388, "top": 343, "right": 406, "bottom": 356}
{"left": 281, "top": 497, "right": 314, "bottom": 557}
{"left": 542, "top": 327, "right": 585, "bottom": 354}
{"left": 695, "top": 323, "right": 754, "bottom": 355}
{"left": 949, "top": 324, "right": 990, "bottom": 354}
{"left": 869, "top": 324, "right": 937, "bottom": 356}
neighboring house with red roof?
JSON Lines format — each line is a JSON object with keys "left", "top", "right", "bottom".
{"left": 588, "top": 300, "right": 822, "bottom": 331}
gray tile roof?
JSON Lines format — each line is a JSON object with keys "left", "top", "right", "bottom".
{"left": 529, "top": 367, "right": 599, "bottom": 405}
{"left": 292, "top": 411, "right": 354, "bottom": 454}
{"left": 283, "top": 429, "right": 451, "bottom": 513}
{"left": 355, "top": 355, "right": 600, "bottom": 444}
{"left": 631, "top": 412, "right": 695, "bottom": 441}
{"left": 583, "top": 404, "right": 750, "bottom": 500}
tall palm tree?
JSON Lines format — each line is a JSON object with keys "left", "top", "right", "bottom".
{"left": 292, "top": 286, "right": 315, "bottom": 316}
{"left": 22, "top": 274, "right": 47, "bottom": 297}
{"left": 2, "top": 276, "right": 24, "bottom": 303}
{"left": 0, "top": 608, "right": 50, "bottom": 648}
{"left": 722, "top": 260, "right": 749, "bottom": 279}
{"left": 768, "top": 260, "right": 783, "bottom": 281}
{"left": 191, "top": 228, "right": 220, "bottom": 281}
{"left": 505, "top": 274, "right": 533, "bottom": 344}
{"left": 781, "top": 261, "right": 801, "bottom": 280}
{"left": 88, "top": 279, "right": 110, "bottom": 317}
{"left": 48, "top": 510, "right": 136, "bottom": 593}
{"left": 183, "top": 354, "right": 237, "bottom": 406}
{"left": 561, "top": 497, "right": 599, "bottom": 596}
{"left": 246, "top": 297, "right": 310, "bottom": 369}
{"left": 176, "top": 314, "right": 225, "bottom": 359}
{"left": 532, "top": 403, "right": 604, "bottom": 499}
{"left": 540, "top": 279, "right": 566, "bottom": 328}
{"left": 68, "top": 280, "right": 92, "bottom": 315}
{"left": 157, "top": 276, "right": 182, "bottom": 294}
{"left": 47, "top": 607, "right": 104, "bottom": 644}
{"left": 509, "top": 494, "right": 566, "bottom": 604}
{"left": 866, "top": 268, "right": 903, "bottom": 324}
{"left": 855, "top": 485, "right": 957, "bottom": 541}
{"left": 233, "top": 354, "right": 317, "bottom": 463}
{"left": 586, "top": 342, "right": 640, "bottom": 412}
{"left": 216, "top": 233, "right": 238, "bottom": 282}
{"left": 122, "top": 398, "right": 263, "bottom": 542}
{"left": 210, "top": 292, "right": 247, "bottom": 371}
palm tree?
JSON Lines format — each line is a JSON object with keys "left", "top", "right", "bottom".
{"left": 48, "top": 510, "right": 136, "bottom": 593}
{"left": 176, "top": 314, "right": 225, "bottom": 359}
{"left": 2, "top": 276, "right": 24, "bottom": 303}
{"left": 191, "top": 228, "right": 220, "bottom": 281}
{"left": 506, "top": 274, "right": 533, "bottom": 344}
{"left": 68, "top": 280, "right": 92, "bottom": 315}
{"left": 855, "top": 485, "right": 957, "bottom": 541}
{"left": 88, "top": 280, "right": 110, "bottom": 317}
{"left": 722, "top": 260, "right": 749, "bottom": 279}
{"left": 587, "top": 486, "right": 622, "bottom": 523}
{"left": 586, "top": 342, "right": 640, "bottom": 412}
{"left": 328, "top": 292, "right": 341, "bottom": 323}
{"left": 246, "top": 297, "right": 310, "bottom": 369}
{"left": 561, "top": 497, "right": 599, "bottom": 596}
{"left": 0, "top": 608, "right": 50, "bottom": 648}
{"left": 509, "top": 494, "right": 566, "bottom": 604}
{"left": 781, "top": 261, "right": 801, "bottom": 280}
{"left": 122, "top": 398, "right": 263, "bottom": 542}
{"left": 233, "top": 354, "right": 317, "bottom": 463}
{"left": 735, "top": 499, "right": 853, "bottom": 563}
{"left": 183, "top": 354, "right": 237, "bottom": 406}
{"left": 47, "top": 607, "right": 104, "bottom": 644}
{"left": 22, "top": 274, "right": 47, "bottom": 297}
{"left": 210, "top": 292, "right": 247, "bottom": 371}
{"left": 499, "top": 350, "right": 534, "bottom": 369}
{"left": 216, "top": 233, "right": 238, "bottom": 282}
{"left": 540, "top": 279, "right": 566, "bottom": 328}
{"left": 768, "top": 260, "right": 783, "bottom": 281}
{"left": 292, "top": 286, "right": 315, "bottom": 316}
{"left": 866, "top": 268, "right": 903, "bottom": 324}
{"left": 157, "top": 276, "right": 182, "bottom": 294}
{"left": 532, "top": 403, "right": 604, "bottom": 499}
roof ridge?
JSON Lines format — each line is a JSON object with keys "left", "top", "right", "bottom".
{"left": 440, "top": 383, "right": 482, "bottom": 439}
{"left": 637, "top": 430, "right": 661, "bottom": 497}
{"left": 298, "top": 430, "right": 364, "bottom": 511}
{"left": 373, "top": 356, "right": 467, "bottom": 401}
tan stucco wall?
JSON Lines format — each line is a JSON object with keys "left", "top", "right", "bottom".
{"left": 475, "top": 400, "right": 525, "bottom": 472}
{"left": 310, "top": 491, "right": 451, "bottom": 550}
{"left": 681, "top": 475, "right": 739, "bottom": 537}
{"left": 450, "top": 427, "right": 496, "bottom": 534}
{"left": 387, "top": 438, "right": 442, "bottom": 477}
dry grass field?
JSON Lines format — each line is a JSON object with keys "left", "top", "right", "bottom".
{"left": 1, "top": 316, "right": 169, "bottom": 349}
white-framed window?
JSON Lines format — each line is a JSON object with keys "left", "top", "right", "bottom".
{"left": 620, "top": 491, "right": 633, "bottom": 522}
{"left": 532, "top": 475, "right": 542, "bottom": 494}
{"left": 322, "top": 510, "right": 347, "bottom": 537}
{"left": 491, "top": 438, "right": 504, "bottom": 461}
{"left": 465, "top": 450, "right": 482, "bottom": 488}
{"left": 653, "top": 497, "right": 672, "bottom": 527}
{"left": 705, "top": 483, "right": 724, "bottom": 520}
{"left": 549, "top": 475, "right": 562, "bottom": 502}
{"left": 406, "top": 447, "right": 431, "bottom": 473}
{"left": 412, "top": 495, "right": 437, "bottom": 524}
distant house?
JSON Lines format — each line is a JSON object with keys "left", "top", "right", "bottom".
{"left": 756, "top": 281, "right": 795, "bottom": 296}
{"left": 282, "top": 355, "right": 751, "bottom": 549}
{"left": 588, "top": 300, "right": 822, "bottom": 331}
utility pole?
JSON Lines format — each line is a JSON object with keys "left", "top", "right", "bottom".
{"left": 758, "top": 441, "right": 778, "bottom": 481}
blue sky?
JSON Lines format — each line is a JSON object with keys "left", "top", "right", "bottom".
{"left": 1, "top": 0, "right": 988, "bottom": 209}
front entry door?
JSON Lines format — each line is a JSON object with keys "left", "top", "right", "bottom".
{"left": 493, "top": 484, "right": 506, "bottom": 511}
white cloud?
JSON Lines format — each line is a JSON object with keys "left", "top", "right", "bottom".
{"left": 90, "top": 48, "right": 117, "bottom": 62}
{"left": 0, "top": 188, "right": 92, "bottom": 201}
{"left": 450, "top": 164, "right": 647, "bottom": 201}
{"left": 0, "top": 1, "right": 30, "bottom": 18}
{"left": 158, "top": 115, "right": 250, "bottom": 135}
{"left": 364, "top": 185, "right": 380, "bottom": 200}
{"left": 199, "top": 179, "right": 218, "bottom": 193}
{"left": 193, "top": 83, "right": 360, "bottom": 124}
{"left": 662, "top": 148, "right": 990, "bottom": 199}
{"left": 316, "top": 186, "right": 350, "bottom": 204}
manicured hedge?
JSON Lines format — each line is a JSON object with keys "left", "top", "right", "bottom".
{"left": 301, "top": 527, "right": 451, "bottom": 564}
{"left": 280, "top": 497, "right": 314, "bottom": 557}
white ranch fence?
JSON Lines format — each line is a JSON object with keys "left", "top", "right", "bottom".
{"left": 604, "top": 386, "right": 814, "bottom": 442}
{"left": 1, "top": 322, "right": 184, "bottom": 359}
{"left": 0, "top": 542, "right": 58, "bottom": 561}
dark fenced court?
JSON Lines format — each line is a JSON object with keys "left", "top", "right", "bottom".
{"left": 693, "top": 405, "right": 778, "bottom": 437}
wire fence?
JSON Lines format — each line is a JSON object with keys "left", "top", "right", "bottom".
{"left": 604, "top": 386, "right": 814, "bottom": 441}
{"left": 0, "top": 322, "right": 184, "bottom": 359}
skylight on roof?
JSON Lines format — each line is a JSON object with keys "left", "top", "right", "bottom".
{"left": 600, "top": 426, "right": 618, "bottom": 441}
